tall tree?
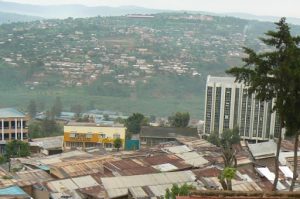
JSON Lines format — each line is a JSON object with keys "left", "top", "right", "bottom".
{"left": 113, "top": 138, "right": 122, "bottom": 151}
{"left": 52, "top": 97, "right": 62, "bottom": 117}
{"left": 168, "top": 112, "right": 190, "bottom": 128}
{"left": 227, "top": 18, "right": 300, "bottom": 191}
{"left": 207, "top": 128, "right": 240, "bottom": 190}
{"left": 27, "top": 99, "right": 37, "bottom": 118}
{"left": 125, "top": 113, "right": 148, "bottom": 134}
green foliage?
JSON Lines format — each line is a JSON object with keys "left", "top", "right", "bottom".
{"left": 6, "top": 140, "right": 30, "bottom": 158}
{"left": 125, "top": 113, "right": 148, "bottom": 134}
{"left": 52, "top": 97, "right": 62, "bottom": 117}
{"left": 70, "top": 104, "right": 83, "bottom": 118}
{"left": 168, "top": 112, "right": 190, "bottom": 128}
{"left": 165, "top": 183, "right": 195, "bottom": 199}
{"left": 27, "top": 99, "right": 37, "bottom": 118}
{"left": 113, "top": 137, "right": 122, "bottom": 151}
{"left": 28, "top": 119, "right": 63, "bottom": 138}
{"left": 226, "top": 18, "right": 300, "bottom": 191}
{"left": 220, "top": 167, "right": 236, "bottom": 181}
{"left": 207, "top": 128, "right": 240, "bottom": 148}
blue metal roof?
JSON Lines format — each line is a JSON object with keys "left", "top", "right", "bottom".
{"left": 0, "top": 108, "right": 25, "bottom": 118}
{"left": 0, "top": 186, "right": 28, "bottom": 196}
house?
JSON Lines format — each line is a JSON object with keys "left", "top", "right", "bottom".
{"left": 0, "top": 108, "right": 29, "bottom": 153}
{"left": 140, "top": 126, "right": 199, "bottom": 146}
{"left": 63, "top": 122, "right": 126, "bottom": 150}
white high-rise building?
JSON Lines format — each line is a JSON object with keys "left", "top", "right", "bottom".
{"left": 204, "top": 75, "right": 283, "bottom": 141}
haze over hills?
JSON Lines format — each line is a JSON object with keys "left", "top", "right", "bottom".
{"left": 0, "top": 11, "right": 42, "bottom": 24}
{"left": 1, "top": 0, "right": 300, "bottom": 25}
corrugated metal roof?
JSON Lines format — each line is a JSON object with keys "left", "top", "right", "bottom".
{"left": 164, "top": 145, "right": 192, "bottom": 154}
{"left": 31, "top": 136, "right": 63, "bottom": 149}
{"left": 152, "top": 163, "right": 178, "bottom": 172}
{"left": 0, "top": 186, "right": 28, "bottom": 196}
{"left": 16, "top": 169, "right": 53, "bottom": 182}
{"left": 248, "top": 141, "right": 277, "bottom": 159}
{"left": 101, "top": 170, "right": 197, "bottom": 198}
{"left": 0, "top": 108, "right": 25, "bottom": 118}
{"left": 47, "top": 179, "right": 78, "bottom": 192}
{"left": 129, "top": 187, "right": 148, "bottom": 198}
{"left": 72, "top": 176, "right": 99, "bottom": 189}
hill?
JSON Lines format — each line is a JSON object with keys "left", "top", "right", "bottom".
{"left": 0, "top": 1, "right": 165, "bottom": 18}
{"left": 2, "top": 1, "right": 300, "bottom": 25}
{"left": 1, "top": 13, "right": 300, "bottom": 118}
{"left": 0, "top": 11, "right": 42, "bottom": 24}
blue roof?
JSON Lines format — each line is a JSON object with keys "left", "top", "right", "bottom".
{"left": 37, "top": 165, "right": 50, "bottom": 171}
{"left": 0, "top": 108, "right": 25, "bottom": 118}
{"left": 0, "top": 186, "right": 28, "bottom": 196}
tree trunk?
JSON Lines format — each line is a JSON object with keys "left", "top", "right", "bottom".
{"left": 272, "top": 122, "right": 283, "bottom": 191}
{"left": 290, "top": 132, "right": 299, "bottom": 192}
{"left": 226, "top": 179, "right": 232, "bottom": 191}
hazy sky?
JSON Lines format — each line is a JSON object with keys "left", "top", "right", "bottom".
{"left": 4, "top": 0, "right": 300, "bottom": 18}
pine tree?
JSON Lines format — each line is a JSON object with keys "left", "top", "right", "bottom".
{"left": 227, "top": 17, "right": 300, "bottom": 191}
{"left": 27, "top": 99, "right": 37, "bottom": 118}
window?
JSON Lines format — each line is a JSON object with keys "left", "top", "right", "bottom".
{"left": 99, "top": 133, "right": 106, "bottom": 138}
{"left": 113, "top": 133, "right": 120, "bottom": 139}
{"left": 86, "top": 133, "right": 93, "bottom": 138}
{"left": 70, "top": 132, "right": 76, "bottom": 138}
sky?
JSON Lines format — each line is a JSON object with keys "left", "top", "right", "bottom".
{"left": 3, "top": 0, "right": 300, "bottom": 18}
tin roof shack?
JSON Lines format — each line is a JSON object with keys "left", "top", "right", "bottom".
{"left": 140, "top": 126, "right": 199, "bottom": 146}
{"left": 248, "top": 141, "right": 277, "bottom": 160}
{"left": 29, "top": 136, "right": 63, "bottom": 155}
{"left": 101, "top": 170, "right": 203, "bottom": 198}
{"left": 49, "top": 155, "right": 116, "bottom": 178}
{"left": 46, "top": 175, "right": 103, "bottom": 199}
{"left": 0, "top": 185, "right": 31, "bottom": 199}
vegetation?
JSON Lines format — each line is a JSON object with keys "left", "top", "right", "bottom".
{"left": 28, "top": 118, "right": 63, "bottom": 138}
{"left": 27, "top": 99, "right": 37, "bottom": 118}
{"left": 1, "top": 14, "right": 300, "bottom": 118}
{"left": 125, "top": 113, "right": 148, "bottom": 135}
{"left": 5, "top": 140, "right": 30, "bottom": 172}
{"left": 227, "top": 18, "right": 300, "bottom": 191}
{"left": 165, "top": 183, "right": 195, "bottom": 199}
{"left": 207, "top": 128, "right": 240, "bottom": 190}
{"left": 168, "top": 112, "right": 190, "bottom": 127}
{"left": 113, "top": 138, "right": 122, "bottom": 151}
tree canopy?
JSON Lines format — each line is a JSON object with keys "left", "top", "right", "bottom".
{"left": 227, "top": 17, "right": 300, "bottom": 191}
{"left": 168, "top": 112, "right": 190, "bottom": 128}
{"left": 125, "top": 113, "right": 148, "bottom": 134}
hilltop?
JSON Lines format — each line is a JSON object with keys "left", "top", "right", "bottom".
{"left": 1, "top": 13, "right": 300, "bottom": 118}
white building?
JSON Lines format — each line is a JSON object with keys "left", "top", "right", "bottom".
{"left": 204, "top": 75, "right": 283, "bottom": 141}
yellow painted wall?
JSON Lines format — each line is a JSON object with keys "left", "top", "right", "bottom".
{"left": 64, "top": 125, "right": 126, "bottom": 147}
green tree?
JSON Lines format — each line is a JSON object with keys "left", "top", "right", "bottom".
{"left": 52, "top": 97, "right": 62, "bottom": 117}
{"left": 226, "top": 18, "right": 300, "bottom": 191}
{"left": 27, "top": 99, "right": 37, "bottom": 118}
{"left": 168, "top": 112, "right": 190, "bottom": 127}
{"left": 125, "top": 113, "right": 148, "bottom": 134}
{"left": 219, "top": 167, "right": 236, "bottom": 191}
{"left": 113, "top": 138, "right": 122, "bottom": 151}
{"left": 71, "top": 104, "right": 83, "bottom": 118}
{"left": 5, "top": 140, "right": 30, "bottom": 172}
{"left": 206, "top": 128, "right": 240, "bottom": 190}
{"left": 165, "top": 183, "right": 195, "bottom": 199}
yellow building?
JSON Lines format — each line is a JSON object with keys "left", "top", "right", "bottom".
{"left": 63, "top": 122, "right": 126, "bottom": 150}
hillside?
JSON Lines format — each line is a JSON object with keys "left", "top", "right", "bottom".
{"left": 0, "top": 11, "right": 42, "bottom": 24}
{"left": 1, "top": 13, "right": 300, "bottom": 118}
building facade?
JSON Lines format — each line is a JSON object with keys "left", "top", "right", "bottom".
{"left": 63, "top": 123, "right": 126, "bottom": 150}
{"left": 204, "top": 76, "right": 283, "bottom": 141}
{"left": 0, "top": 108, "right": 29, "bottom": 153}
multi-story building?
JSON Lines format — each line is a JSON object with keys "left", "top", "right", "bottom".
{"left": 63, "top": 122, "right": 126, "bottom": 150}
{"left": 0, "top": 108, "right": 29, "bottom": 153}
{"left": 204, "top": 75, "right": 283, "bottom": 141}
